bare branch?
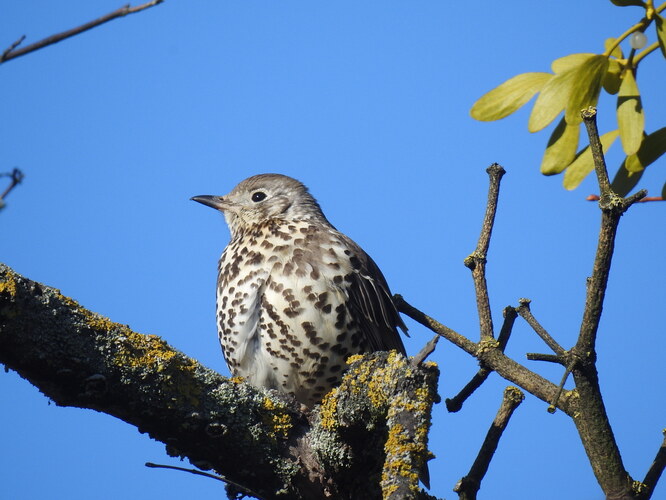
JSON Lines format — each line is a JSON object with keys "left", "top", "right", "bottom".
{"left": 395, "top": 295, "right": 574, "bottom": 416}
{"left": 453, "top": 387, "right": 525, "bottom": 500}
{"left": 1, "top": 35, "right": 25, "bottom": 60}
{"left": 516, "top": 299, "right": 565, "bottom": 355}
{"left": 412, "top": 334, "right": 440, "bottom": 366}
{"left": 566, "top": 108, "right": 646, "bottom": 498}
{"left": 586, "top": 194, "right": 663, "bottom": 202}
{"left": 394, "top": 294, "right": 477, "bottom": 355}
{"left": 640, "top": 430, "right": 666, "bottom": 500}
{"left": 445, "top": 368, "right": 491, "bottom": 413}
{"left": 464, "top": 163, "right": 505, "bottom": 341}
{"left": 525, "top": 353, "right": 565, "bottom": 365}
{"left": 445, "top": 306, "right": 517, "bottom": 412}
{"left": 581, "top": 107, "right": 613, "bottom": 199}
{"left": 0, "top": 168, "right": 24, "bottom": 204}
{"left": 0, "top": 1, "right": 164, "bottom": 64}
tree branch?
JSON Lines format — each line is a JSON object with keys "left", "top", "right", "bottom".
{"left": 453, "top": 386, "right": 524, "bottom": 500}
{"left": 394, "top": 295, "right": 574, "bottom": 416}
{"left": 445, "top": 306, "right": 517, "bottom": 412}
{"left": 640, "top": 430, "right": 666, "bottom": 500}
{"left": 463, "top": 164, "right": 505, "bottom": 341}
{"left": 566, "top": 108, "right": 648, "bottom": 499}
{"left": 0, "top": 168, "right": 24, "bottom": 209}
{"left": 516, "top": 298, "right": 565, "bottom": 356}
{"left": 0, "top": 1, "right": 164, "bottom": 64}
{"left": 0, "top": 263, "right": 438, "bottom": 500}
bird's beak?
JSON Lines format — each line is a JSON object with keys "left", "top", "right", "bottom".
{"left": 191, "top": 195, "right": 228, "bottom": 211}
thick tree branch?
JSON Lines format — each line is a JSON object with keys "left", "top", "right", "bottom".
{"left": 566, "top": 108, "right": 648, "bottom": 499}
{"left": 0, "top": 263, "right": 438, "bottom": 500}
{"left": 0, "top": 1, "right": 164, "bottom": 64}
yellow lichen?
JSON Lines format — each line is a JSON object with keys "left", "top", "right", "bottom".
{"left": 229, "top": 376, "right": 245, "bottom": 384}
{"left": 476, "top": 338, "right": 500, "bottom": 355}
{"left": 113, "top": 332, "right": 178, "bottom": 371}
{"left": 382, "top": 422, "right": 420, "bottom": 496}
{"left": 319, "top": 387, "right": 339, "bottom": 430}
{"left": 0, "top": 272, "right": 18, "bottom": 296}
{"left": 261, "top": 397, "right": 293, "bottom": 440}
{"left": 343, "top": 350, "right": 409, "bottom": 409}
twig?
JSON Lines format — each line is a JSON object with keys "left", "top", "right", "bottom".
{"left": 445, "top": 306, "right": 516, "bottom": 412}
{"left": 526, "top": 353, "right": 564, "bottom": 365}
{"left": 145, "top": 462, "right": 265, "bottom": 499}
{"left": 586, "top": 194, "right": 663, "bottom": 202}
{"left": 1, "top": 1, "right": 164, "bottom": 64}
{"left": 394, "top": 294, "right": 478, "bottom": 356}
{"left": 453, "top": 386, "right": 525, "bottom": 500}
{"left": 395, "top": 294, "right": 574, "bottom": 415}
{"left": 445, "top": 368, "right": 491, "bottom": 413}
{"left": 1, "top": 35, "right": 25, "bottom": 60}
{"left": 0, "top": 168, "right": 24, "bottom": 203}
{"left": 546, "top": 356, "right": 577, "bottom": 414}
{"left": 464, "top": 163, "right": 505, "bottom": 341}
{"left": 640, "top": 430, "right": 666, "bottom": 500}
{"left": 581, "top": 108, "right": 612, "bottom": 198}
{"left": 516, "top": 298, "right": 565, "bottom": 356}
{"left": 411, "top": 334, "right": 440, "bottom": 366}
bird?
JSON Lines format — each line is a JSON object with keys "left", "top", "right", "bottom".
{"left": 191, "top": 173, "right": 407, "bottom": 407}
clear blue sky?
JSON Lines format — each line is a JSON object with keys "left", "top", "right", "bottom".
{"left": 2, "top": 2, "right": 664, "bottom": 499}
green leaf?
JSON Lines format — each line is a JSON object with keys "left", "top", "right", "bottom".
{"left": 604, "top": 38, "right": 623, "bottom": 59}
{"left": 656, "top": 15, "right": 666, "bottom": 59}
{"left": 563, "top": 129, "right": 619, "bottom": 190}
{"left": 617, "top": 69, "right": 644, "bottom": 156}
{"left": 625, "top": 127, "right": 666, "bottom": 172}
{"left": 661, "top": 181, "right": 666, "bottom": 199}
{"left": 470, "top": 72, "right": 551, "bottom": 122}
{"left": 609, "top": 0, "right": 646, "bottom": 6}
{"left": 540, "top": 117, "right": 580, "bottom": 175}
{"left": 611, "top": 161, "right": 644, "bottom": 196}
{"left": 565, "top": 55, "right": 608, "bottom": 126}
{"left": 603, "top": 59, "right": 623, "bottom": 95}
{"left": 551, "top": 53, "right": 596, "bottom": 73}
{"left": 529, "top": 55, "right": 607, "bottom": 132}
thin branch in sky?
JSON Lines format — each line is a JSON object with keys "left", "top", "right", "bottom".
{"left": 0, "top": 1, "right": 164, "bottom": 64}
{"left": 453, "top": 386, "right": 525, "bottom": 500}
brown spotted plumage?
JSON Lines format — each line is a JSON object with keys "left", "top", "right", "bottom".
{"left": 192, "top": 173, "right": 406, "bottom": 407}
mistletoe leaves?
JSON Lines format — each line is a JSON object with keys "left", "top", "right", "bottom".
{"left": 471, "top": 2, "right": 665, "bottom": 196}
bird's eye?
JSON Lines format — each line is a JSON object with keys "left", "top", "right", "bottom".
{"left": 251, "top": 191, "right": 267, "bottom": 202}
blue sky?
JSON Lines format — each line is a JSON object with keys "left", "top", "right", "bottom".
{"left": 1, "top": 1, "right": 664, "bottom": 499}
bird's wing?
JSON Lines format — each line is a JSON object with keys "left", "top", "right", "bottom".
{"left": 341, "top": 238, "right": 407, "bottom": 355}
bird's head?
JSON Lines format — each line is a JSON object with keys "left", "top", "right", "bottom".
{"left": 192, "top": 173, "right": 327, "bottom": 237}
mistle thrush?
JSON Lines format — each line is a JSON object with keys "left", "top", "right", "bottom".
{"left": 192, "top": 173, "right": 407, "bottom": 407}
